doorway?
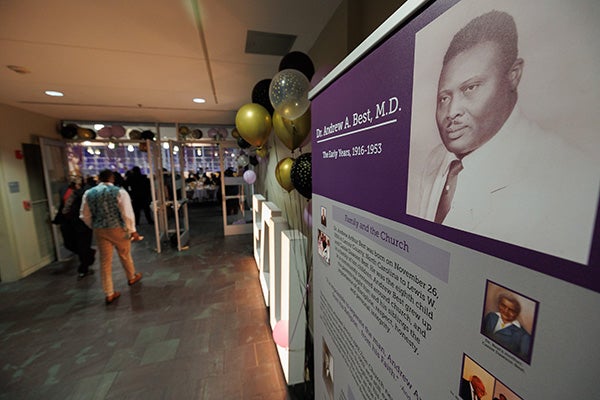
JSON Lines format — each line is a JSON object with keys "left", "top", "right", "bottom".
{"left": 23, "top": 142, "right": 58, "bottom": 261}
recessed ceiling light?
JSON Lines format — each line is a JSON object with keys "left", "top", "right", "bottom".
{"left": 193, "top": 98, "right": 206, "bottom": 104}
{"left": 45, "top": 90, "right": 64, "bottom": 97}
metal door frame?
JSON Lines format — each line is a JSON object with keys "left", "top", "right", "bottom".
{"left": 39, "top": 137, "right": 72, "bottom": 261}
{"left": 166, "top": 139, "right": 189, "bottom": 251}
{"left": 219, "top": 141, "right": 253, "bottom": 236}
{"left": 146, "top": 139, "right": 168, "bottom": 253}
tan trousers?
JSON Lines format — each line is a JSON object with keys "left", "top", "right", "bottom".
{"left": 94, "top": 227, "right": 136, "bottom": 296}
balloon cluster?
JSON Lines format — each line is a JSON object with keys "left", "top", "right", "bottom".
{"left": 58, "top": 124, "right": 156, "bottom": 144}
{"left": 275, "top": 152, "right": 312, "bottom": 199}
{"left": 234, "top": 51, "right": 315, "bottom": 197}
{"left": 236, "top": 52, "right": 315, "bottom": 149}
{"left": 127, "top": 129, "right": 155, "bottom": 141}
{"left": 59, "top": 124, "right": 96, "bottom": 140}
{"left": 207, "top": 127, "right": 228, "bottom": 139}
{"left": 177, "top": 126, "right": 205, "bottom": 140}
{"left": 97, "top": 125, "right": 126, "bottom": 139}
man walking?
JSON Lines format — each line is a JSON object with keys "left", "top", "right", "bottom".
{"left": 80, "top": 169, "right": 143, "bottom": 304}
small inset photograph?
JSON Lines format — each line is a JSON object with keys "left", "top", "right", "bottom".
{"left": 493, "top": 380, "right": 523, "bottom": 400}
{"left": 459, "top": 355, "right": 495, "bottom": 400}
{"left": 322, "top": 338, "right": 334, "bottom": 400}
{"left": 318, "top": 229, "right": 331, "bottom": 265}
{"left": 480, "top": 280, "right": 538, "bottom": 363}
{"left": 459, "top": 354, "right": 524, "bottom": 400}
{"left": 320, "top": 206, "right": 327, "bottom": 226}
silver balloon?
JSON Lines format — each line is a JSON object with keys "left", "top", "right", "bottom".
{"left": 237, "top": 154, "right": 249, "bottom": 167}
{"left": 269, "top": 69, "right": 310, "bottom": 120}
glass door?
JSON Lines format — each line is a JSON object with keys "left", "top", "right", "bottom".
{"left": 219, "top": 141, "right": 253, "bottom": 236}
{"left": 146, "top": 139, "right": 168, "bottom": 253}
{"left": 39, "top": 137, "right": 71, "bottom": 261}
{"left": 165, "top": 140, "right": 189, "bottom": 250}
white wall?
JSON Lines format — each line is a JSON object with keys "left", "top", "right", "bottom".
{"left": 0, "top": 103, "right": 60, "bottom": 281}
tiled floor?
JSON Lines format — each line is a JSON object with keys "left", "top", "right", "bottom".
{"left": 0, "top": 203, "right": 300, "bottom": 399}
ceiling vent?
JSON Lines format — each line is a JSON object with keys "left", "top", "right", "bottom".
{"left": 245, "top": 30, "right": 296, "bottom": 56}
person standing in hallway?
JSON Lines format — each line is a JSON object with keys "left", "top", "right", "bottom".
{"left": 53, "top": 176, "right": 95, "bottom": 279}
{"left": 80, "top": 169, "right": 143, "bottom": 304}
{"left": 125, "top": 166, "right": 154, "bottom": 225}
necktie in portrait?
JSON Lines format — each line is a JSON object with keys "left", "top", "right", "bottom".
{"left": 434, "top": 159, "right": 463, "bottom": 223}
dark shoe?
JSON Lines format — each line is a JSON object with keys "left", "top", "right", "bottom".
{"left": 77, "top": 269, "right": 94, "bottom": 280}
{"left": 105, "top": 291, "right": 121, "bottom": 305}
{"left": 128, "top": 272, "right": 142, "bottom": 286}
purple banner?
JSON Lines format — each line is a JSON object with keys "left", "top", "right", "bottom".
{"left": 311, "top": 0, "right": 600, "bottom": 292}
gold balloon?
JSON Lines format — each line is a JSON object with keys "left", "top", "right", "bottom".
{"left": 256, "top": 146, "right": 269, "bottom": 158}
{"left": 275, "top": 157, "right": 295, "bottom": 192}
{"left": 77, "top": 127, "right": 96, "bottom": 140}
{"left": 235, "top": 103, "right": 272, "bottom": 147}
{"left": 273, "top": 107, "right": 311, "bottom": 151}
{"left": 231, "top": 128, "right": 240, "bottom": 139}
{"left": 178, "top": 125, "right": 191, "bottom": 138}
{"left": 128, "top": 129, "right": 142, "bottom": 140}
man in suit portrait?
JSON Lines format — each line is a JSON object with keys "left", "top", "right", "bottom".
{"left": 411, "top": 9, "right": 599, "bottom": 265}
{"left": 482, "top": 292, "right": 531, "bottom": 361}
{"left": 459, "top": 375, "right": 487, "bottom": 400}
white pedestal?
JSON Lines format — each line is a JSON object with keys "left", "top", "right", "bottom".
{"left": 252, "top": 194, "right": 266, "bottom": 268}
{"left": 268, "top": 216, "right": 289, "bottom": 329}
{"left": 259, "top": 201, "right": 281, "bottom": 306}
{"left": 275, "top": 229, "right": 307, "bottom": 385}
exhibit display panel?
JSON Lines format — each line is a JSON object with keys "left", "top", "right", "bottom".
{"left": 311, "top": 0, "right": 600, "bottom": 398}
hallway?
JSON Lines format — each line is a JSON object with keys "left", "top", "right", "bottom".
{"left": 0, "top": 204, "right": 292, "bottom": 399}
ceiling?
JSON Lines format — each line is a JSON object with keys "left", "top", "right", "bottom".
{"left": 0, "top": 0, "right": 342, "bottom": 125}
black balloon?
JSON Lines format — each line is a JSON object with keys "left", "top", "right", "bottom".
{"left": 60, "top": 123, "right": 78, "bottom": 139}
{"left": 249, "top": 155, "right": 259, "bottom": 166}
{"left": 251, "top": 79, "right": 274, "bottom": 115}
{"left": 291, "top": 152, "right": 312, "bottom": 199}
{"left": 141, "top": 130, "right": 155, "bottom": 140}
{"left": 237, "top": 136, "right": 251, "bottom": 149}
{"left": 279, "top": 51, "right": 315, "bottom": 81}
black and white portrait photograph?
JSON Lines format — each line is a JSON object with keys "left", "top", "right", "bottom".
{"left": 406, "top": 0, "right": 600, "bottom": 265}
